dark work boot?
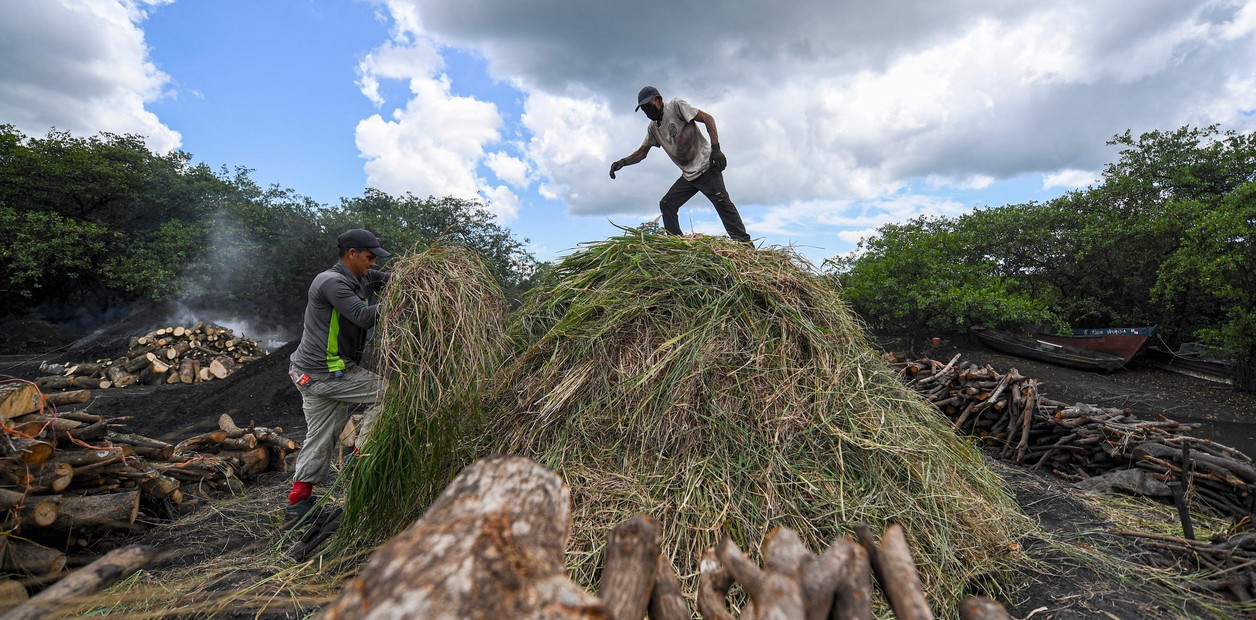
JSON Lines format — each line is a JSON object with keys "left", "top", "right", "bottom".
{"left": 282, "top": 497, "right": 317, "bottom": 530}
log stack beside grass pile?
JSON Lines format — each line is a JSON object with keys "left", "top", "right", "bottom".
{"left": 885, "top": 353, "right": 1256, "bottom": 521}
{"left": 0, "top": 383, "right": 297, "bottom": 583}
{"left": 33, "top": 322, "right": 265, "bottom": 391}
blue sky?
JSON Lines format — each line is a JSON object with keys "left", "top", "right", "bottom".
{"left": 3, "top": 1, "right": 1255, "bottom": 267}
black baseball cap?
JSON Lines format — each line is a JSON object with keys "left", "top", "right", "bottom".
{"left": 337, "top": 229, "right": 391, "bottom": 258}
{"left": 635, "top": 86, "right": 660, "bottom": 111}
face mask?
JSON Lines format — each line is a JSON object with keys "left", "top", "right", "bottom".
{"left": 642, "top": 102, "right": 663, "bottom": 121}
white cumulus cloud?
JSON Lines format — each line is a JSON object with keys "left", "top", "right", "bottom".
{"left": 0, "top": 0, "right": 180, "bottom": 151}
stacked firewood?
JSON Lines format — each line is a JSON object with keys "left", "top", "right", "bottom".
{"left": 1112, "top": 530, "right": 1256, "bottom": 604}
{"left": 321, "top": 456, "right": 1012, "bottom": 620}
{"left": 34, "top": 322, "right": 265, "bottom": 391}
{"left": 885, "top": 353, "right": 1256, "bottom": 520}
{"left": 0, "top": 384, "right": 298, "bottom": 578}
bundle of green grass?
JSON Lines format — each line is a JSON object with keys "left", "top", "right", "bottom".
{"left": 478, "top": 230, "right": 1029, "bottom": 610}
{"left": 337, "top": 241, "right": 510, "bottom": 549}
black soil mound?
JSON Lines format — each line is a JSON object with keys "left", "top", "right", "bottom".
{"left": 85, "top": 341, "right": 303, "bottom": 442}
{"left": 0, "top": 319, "right": 80, "bottom": 354}
{"left": 56, "top": 300, "right": 190, "bottom": 363}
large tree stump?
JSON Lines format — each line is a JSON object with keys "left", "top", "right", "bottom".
{"left": 319, "top": 456, "right": 606, "bottom": 619}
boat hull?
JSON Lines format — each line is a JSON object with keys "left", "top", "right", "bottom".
{"left": 1032, "top": 327, "right": 1154, "bottom": 364}
{"left": 1146, "top": 345, "right": 1236, "bottom": 385}
{"left": 972, "top": 328, "right": 1127, "bottom": 373}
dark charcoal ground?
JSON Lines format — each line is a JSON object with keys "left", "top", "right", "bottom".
{"left": 2, "top": 318, "right": 1254, "bottom": 618}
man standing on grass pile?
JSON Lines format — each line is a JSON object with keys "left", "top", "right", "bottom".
{"left": 285, "top": 229, "right": 391, "bottom": 523}
{"left": 609, "top": 85, "right": 752, "bottom": 244}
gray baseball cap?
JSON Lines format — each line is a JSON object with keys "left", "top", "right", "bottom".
{"left": 634, "top": 86, "right": 660, "bottom": 111}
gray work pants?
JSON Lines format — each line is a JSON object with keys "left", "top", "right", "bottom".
{"left": 290, "top": 365, "right": 384, "bottom": 485}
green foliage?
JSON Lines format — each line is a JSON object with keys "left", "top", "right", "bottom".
{"left": 1154, "top": 183, "right": 1256, "bottom": 388}
{"left": 0, "top": 206, "right": 112, "bottom": 298}
{"left": 102, "top": 219, "right": 206, "bottom": 300}
{"left": 179, "top": 167, "right": 332, "bottom": 322}
{"left": 0, "top": 125, "right": 542, "bottom": 327}
{"left": 828, "top": 216, "right": 1060, "bottom": 338}
{"left": 834, "top": 124, "right": 1256, "bottom": 387}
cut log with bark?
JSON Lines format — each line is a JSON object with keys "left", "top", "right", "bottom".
{"left": 2, "top": 538, "right": 65, "bottom": 577}
{"left": 867, "top": 525, "right": 933, "bottom": 620}
{"left": 105, "top": 432, "right": 174, "bottom": 461}
{"left": 1, "top": 545, "right": 156, "bottom": 620}
{"left": 0, "top": 461, "right": 74, "bottom": 494}
{"left": 959, "top": 596, "right": 1013, "bottom": 620}
{"left": 52, "top": 489, "right": 140, "bottom": 531}
{"left": 43, "top": 390, "right": 92, "bottom": 407}
{"left": 0, "top": 437, "right": 53, "bottom": 465}
{"left": 599, "top": 514, "right": 661, "bottom": 620}
{"left": 647, "top": 553, "right": 690, "bottom": 620}
{"left": 173, "top": 430, "right": 228, "bottom": 456}
{"left": 0, "top": 383, "right": 41, "bottom": 420}
{"left": 697, "top": 549, "right": 736, "bottom": 620}
{"left": 715, "top": 534, "right": 806, "bottom": 620}
{"left": 0, "top": 488, "right": 60, "bottom": 529}
{"left": 0, "top": 579, "right": 28, "bottom": 613}
{"left": 320, "top": 455, "right": 606, "bottom": 619}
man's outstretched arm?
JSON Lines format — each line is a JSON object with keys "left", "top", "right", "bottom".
{"left": 610, "top": 145, "right": 651, "bottom": 179}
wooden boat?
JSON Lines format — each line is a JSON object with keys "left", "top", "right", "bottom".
{"left": 1032, "top": 326, "right": 1156, "bottom": 364}
{"left": 1146, "top": 343, "right": 1237, "bottom": 385}
{"left": 971, "top": 327, "right": 1127, "bottom": 372}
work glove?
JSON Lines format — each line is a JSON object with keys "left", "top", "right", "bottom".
{"left": 710, "top": 144, "right": 727, "bottom": 172}
{"left": 609, "top": 159, "right": 625, "bottom": 179}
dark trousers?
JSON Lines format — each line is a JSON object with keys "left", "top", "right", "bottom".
{"left": 659, "top": 168, "right": 751, "bottom": 242}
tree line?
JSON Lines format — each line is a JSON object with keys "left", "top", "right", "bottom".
{"left": 0, "top": 125, "right": 544, "bottom": 332}
{"left": 4, "top": 123, "right": 1252, "bottom": 388}
{"left": 829, "top": 125, "right": 1256, "bottom": 390}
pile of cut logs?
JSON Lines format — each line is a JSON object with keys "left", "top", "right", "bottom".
{"left": 0, "top": 381, "right": 297, "bottom": 579}
{"left": 885, "top": 353, "right": 1256, "bottom": 520}
{"left": 34, "top": 322, "right": 264, "bottom": 391}
{"left": 320, "top": 456, "right": 1012, "bottom": 620}
{"left": 1112, "top": 529, "right": 1256, "bottom": 604}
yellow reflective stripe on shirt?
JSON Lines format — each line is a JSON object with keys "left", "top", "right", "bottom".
{"left": 326, "top": 308, "right": 346, "bottom": 372}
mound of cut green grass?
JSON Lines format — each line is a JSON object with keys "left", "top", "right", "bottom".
{"left": 337, "top": 241, "right": 510, "bottom": 549}
{"left": 477, "top": 229, "right": 1029, "bottom": 611}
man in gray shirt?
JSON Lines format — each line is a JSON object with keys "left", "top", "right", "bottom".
{"left": 285, "top": 229, "right": 391, "bottom": 522}
{"left": 609, "top": 86, "right": 751, "bottom": 244}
